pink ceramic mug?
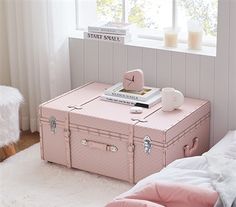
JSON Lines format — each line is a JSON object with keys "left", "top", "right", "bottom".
{"left": 161, "top": 87, "right": 184, "bottom": 111}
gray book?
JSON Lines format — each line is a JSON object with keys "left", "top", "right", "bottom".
{"left": 88, "top": 22, "right": 131, "bottom": 35}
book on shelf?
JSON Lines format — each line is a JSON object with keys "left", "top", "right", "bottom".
{"left": 88, "top": 22, "right": 131, "bottom": 35}
{"left": 104, "top": 82, "right": 160, "bottom": 102}
{"left": 84, "top": 32, "right": 131, "bottom": 44}
{"left": 100, "top": 93, "right": 161, "bottom": 108}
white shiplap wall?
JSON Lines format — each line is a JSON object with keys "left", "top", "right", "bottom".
{"left": 69, "top": 0, "right": 236, "bottom": 146}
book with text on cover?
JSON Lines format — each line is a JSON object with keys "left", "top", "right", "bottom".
{"left": 88, "top": 22, "right": 131, "bottom": 35}
{"left": 84, "top": 32, "right": 131, "bottom": 44}
{"left": 100, "top": 93, "right": 161, "bottom": 108}
{"left": 104, "top": 82, "right": 160, "bottom": 102}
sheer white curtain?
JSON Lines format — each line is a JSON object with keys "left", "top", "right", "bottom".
{"left": 2, "top": 0, "right": 75, "bottom": 132}
{"left": 0, "top": 1, "right": 10, "bottom": 85}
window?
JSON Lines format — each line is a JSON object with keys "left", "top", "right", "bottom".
{"left": 76, "top": 0, "right": 218, "bottom": 46}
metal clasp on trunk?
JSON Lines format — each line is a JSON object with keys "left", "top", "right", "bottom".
{"left": 143, "top": 136, "right": 152, "bottom": 154}
{"left": 49, "top": 116, "right": 56, "bottom": 134}
{"left": 67, "top": 105, "right": 83, "bottom": 110}
{"left": 131, "top": 118, "right": 148, "bottom": 123}
{"left": 108, "top": 145, "right": 118, "bottom": 152}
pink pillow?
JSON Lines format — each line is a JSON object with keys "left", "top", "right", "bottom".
{"left": 107, "top": 182, "right": 218, "bottom": 207}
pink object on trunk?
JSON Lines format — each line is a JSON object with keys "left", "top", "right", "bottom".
{"left": 39, "top": 82, "right": 210, "bottom": 183}
{"left": 106, "top": 182, "right": 218, "bottom": 207}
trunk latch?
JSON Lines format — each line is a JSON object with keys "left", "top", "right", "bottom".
{"left": 143, "top": 136, "right": 152, "bottom": 154}
{"left": 49, "top": 116, "right": 56, "bottom": 134}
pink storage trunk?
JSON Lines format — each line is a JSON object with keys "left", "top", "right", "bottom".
{"left": 39, "top": 82, "right": 210, "bottom": 183}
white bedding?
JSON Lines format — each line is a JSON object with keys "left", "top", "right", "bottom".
{"left": 118, "top": 131, "right": 236, "bottom": 207}
{"left": 119, "top": 155, "right": 212, "bottom": 199}
{"left": 206, "top": 131, "right": 236, "bottom": 207}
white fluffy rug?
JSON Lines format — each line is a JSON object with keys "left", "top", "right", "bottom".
{"left": 0, "top": 144, "right": 132, "bottom": 207}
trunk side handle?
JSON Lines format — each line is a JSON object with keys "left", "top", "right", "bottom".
{"left": 184, "top": 137, "right": 199, "bottom": 157}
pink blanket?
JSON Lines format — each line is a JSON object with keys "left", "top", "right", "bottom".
{"left": 106, "top": 182, "right": 218, "bottom": 207}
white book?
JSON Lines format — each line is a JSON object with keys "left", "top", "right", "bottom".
{"left": 104, "top": 82, "right": 160, "bottom": 102}
{"left": 88, "top": 22, "right": 131, "bottom": 35}
{"left": 100, "top": 93, "right": 161, "bottom": 108}
{"left": 84, "top": 32, "right": 131, "bottom": 44}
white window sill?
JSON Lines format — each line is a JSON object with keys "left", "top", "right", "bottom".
{"left": 69, "top": 31, "right": 216, "bottom": 57}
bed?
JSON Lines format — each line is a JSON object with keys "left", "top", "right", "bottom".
{"left": 106, "top": 131, "right": 236, "bottom": 207}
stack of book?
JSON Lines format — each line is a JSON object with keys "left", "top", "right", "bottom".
{"left": 100, "top": 83, "right": 161, "bottom": 108}
{"left": 84, "top": 22, "right": 132, "bottom": 44}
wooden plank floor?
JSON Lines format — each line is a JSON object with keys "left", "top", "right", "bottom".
{"left": 15, "top": 131, "right": 40, "bottom": 153}
{"left": 0, "top": 131, "right": 39, "bottom": 161}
